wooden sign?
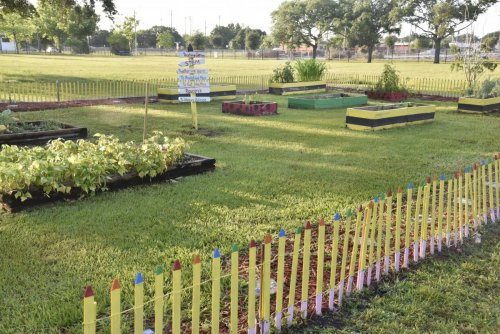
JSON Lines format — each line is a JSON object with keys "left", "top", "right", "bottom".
{"left": 178, "top": 87, "right": 210, "bottom": 94}
{"left": 179, "top": 59, "right": 205, "bottom": 67}
{"left": 177, "top": 75, "right": 210, "bottom": 81}
{"left": 179, "top": 51, "right": 206, "bottom": 58}
{"left": 176, "top": 68, "right": 209, "bottom": 75}
{"left": 178, "top": 81, "right": 210, "bottom": 88}
{"left": 179, "top": 96, "right": 211, "bottom": 102}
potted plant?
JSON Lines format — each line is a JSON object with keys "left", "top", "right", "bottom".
{"left": 222, "top": 93, "right": 278, "bottom": 116}
{"left": 269, "top": 59, "right": 327, "bottom": 95}
{"left": 451, "top": 39, "right": 498, "bottom": 113}
{"left": 366, "top": 64, "right": 408, "bottom": 102}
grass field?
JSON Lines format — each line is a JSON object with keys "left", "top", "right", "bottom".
{"left": 1, "top": 95, "right": 499, "bottom": 333}
{"left": 1, "top": 54, "right": 499, "bottom": 83}
{"left": 297, "top": 222, "right": 500, "bottom": 333}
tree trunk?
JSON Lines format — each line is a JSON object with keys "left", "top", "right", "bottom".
{"left": 312, "top": 44, "right": 317, "bottom": 59}
{"left": 13, "top": 32, "right": 19, "bottom": 54}
{"left": 367, "top": 45, "right": 373, "bottom": 63}
{"left": 433, "top": 37, "right": 442, "bottom": 64}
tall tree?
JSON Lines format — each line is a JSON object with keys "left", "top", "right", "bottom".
{"left": 0, "top": 11, "right": 34, "bottom": 53}
{"left": 120, "top": 15, "right": 139, "bottom": 53}
{"left": 395, "top": 0, "right": 497, "bottom": 64}
{"left": 36, "top": 0, "right": 72, "bottom": 51}
{"left": 66, "top": 4, "right": 99, "bottom": 53}
{"left": 271, "top": 0, "right": 339, "bottom": 59}
{"left": 89, "top": 29, "right": 110, "bottom": 47}
{"left": 384, "top": 35, "right": 398, "bottom": 57}
{"left": 345, "top": 0, "right": 399, "bottom": 63}
{"left": 0, "top": 0, "right": 116, "bottom": 18}
{"left": 210, "top": 23, "right": 240, "bottom": 48}
{"left": 138, "top": 26, "right": 182, "bottom": 48}
{"left": 156, "top": 31, "right": 175, "bottom": 49}
{"left": 187, "top": 31, "right": 209, "bottom": 50}
{"left": 245, "top": 30, "right": 262, "bottom": 50}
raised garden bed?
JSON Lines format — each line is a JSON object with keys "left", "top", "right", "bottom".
{"left": 366, "top": 90, "right": 409, "bottom": 102}
{"left": 269, "top": 81, "right": 326, "bottom": 96}
{"left": 288, "top": 93, "right": 368, "bottom": 109}
{"left": 158, "top": 85, "right": 237, "bottom": 103}
{"left": 457, "top": 96, "right": 500, "bottom": 113}
{"left": 222, "top": 101, "right": 278, "bottom": 116}
{"left": 346, "top": 103, "right": 436, "bottom": 131}
{"left": 1, "top": 153, "right": 216, "bottom": 212}
{"left": 0, "top": 121, "right": 88, "bottom": 146}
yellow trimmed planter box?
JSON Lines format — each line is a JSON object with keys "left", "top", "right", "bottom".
{"left": 269, "top": 81, "right": 326, "bottom": 95}
{"left": 457, "top": 96, "right": 500, "bottom": 113}
{"left": 346, "top": 103, "right": 436, "bottom": 131}
{"left": 158, "top": 85, "right": 237, "bottom": 103}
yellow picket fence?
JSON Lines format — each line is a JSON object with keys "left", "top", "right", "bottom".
{"left": 0, "top": 75, "right": 469, "bottom": 104}
{"left": 82, "top": 155, "right": 499, "bottom": 334}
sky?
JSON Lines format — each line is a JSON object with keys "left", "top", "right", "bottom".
{"left": 94, "top": 0, "right": 500, "bottom": 37}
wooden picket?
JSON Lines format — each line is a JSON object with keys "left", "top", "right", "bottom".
{"left": 76, "top": 155, "right": 498, "bottom": 334}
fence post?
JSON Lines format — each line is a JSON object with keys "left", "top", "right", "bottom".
{"left": 300, "top": 222, "right": 312, "bottom": 319}
{"left": 248, "top": 240, "right": 257, "bottom": 334}
{"left": 338, "top": 210, "right": 352, "bottom": 305}
{"left": 83, "top": 286, "right": 96, "bottom": 334}
{"left": 191, "top": 255, "right": 201, "bottom": 334}
{"left": 347, "top": 206, "right": 363, "bottom": 296}
{"left": 212, "top": 248, "right": 221, "bottom": 334}
{"left": 110, "top": 278, "right": 121, "bottom": 334}
{"left": 154, "top": 266, "right": 164, "bottom": 334}
{"left": 403, "top": 184, "right": 413, "bottom": 268}
{"left": 394, "top": 188, "right": 402, "bottom": 271}
{"left": 274, "top": 229, "right": 286, "bottom": 331}
{"left": 315, "top": 218, "right": 325, "bottom": 315}
{"left": 56, "top": 80, "right": 60, "bottom": 102}
{"left": 384, "top": 191, "right": 393, "bottom": 274}
{"left": 419, "top": 180, "right": 430, "bottom": 259}
{"left": 430, "top": 177, "right": 437, "bottom": 254}
{"left": 287, "top": 228, "right": 301, "bottom": 327}
{"left": 134, "top": 273, "right": 144, "bottom": 334}
{"left": 376, "top": 195, "right": 385, "bottom": 280}
{"left": 172, "top": 260, "right": 182, "bottom": 334}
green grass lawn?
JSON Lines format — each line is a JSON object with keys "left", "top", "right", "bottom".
{"left": 1, "top": 54, "right": 499, "bottom": 83}
{"left": 0, "top": 96, "right": 499, "bottom": 333}
{"left": 296, "top": 222, "right": 500, "bottom": 334}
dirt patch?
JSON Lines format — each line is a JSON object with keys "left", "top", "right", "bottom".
{"left": 0, "top": 96, "right": 157, "bottom": 112}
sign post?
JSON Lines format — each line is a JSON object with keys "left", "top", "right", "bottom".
{"left": 178, "top": 50, "right": 210, "bottom": 130}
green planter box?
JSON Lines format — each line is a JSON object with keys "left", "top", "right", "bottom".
{"left": 346, "top": 103, "right": 436, "bottom": 131}
{"left": 457, "top": 96, "right": 500, "bottom": 113}
{"left": 158, "top": 85, "right": 236, "bottom": 103}
{"left": 288, "top": 93, "right": 368, "bottom": 109}
{"left": 269, "top": 81, "right": 326, "bottom": 95}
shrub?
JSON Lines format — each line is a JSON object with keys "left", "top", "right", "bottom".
{"left": 477, "top": 78, "right": 500, "bottom": 98}
{"left": 271, "top": 61, "right": 295, "bottom": 83}
{"left": 373, "top": 64, "right": 406, "bottom": 93}
{"left": 294, "top": 59, "right": 327, "bottom": 82}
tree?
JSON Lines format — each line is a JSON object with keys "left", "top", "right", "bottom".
{"left": 0, "top": 0, "right": 116, "bottom": 18}
{"left": 0, "top": 11, "right": 34, "bottom": 53}
{"left": 210, "top": 23, "right": 240, "bottom": 48}
{"left": 187, "top": 31, "right": 208, "bottom": 50}
{"left": 384, "top": 35, "right": 398, "bottom": 57}
{"left": 245, "top": 30, "right": 262, "bottom": 50}
{"left": 411, "top": 36, "right": 432, "bottom": 50}
{"left": 480, "top": 31, "right": 499, "bottom": 51}
{"left": 36, "top": 0, "right": 72, "bottom": 51}
{"left": 120, "top": 15, "right": 139, "bottom": 53}
{"left": 157, "top": 31, "right": 175, "bottom": 49}
{"left": 396, "top": 0, "right": 497, "bottom": 64}
{"left": 271, "top": 0, "right": 339, "bottom": 59}
{"left": 66, "top": 4, "right": 99, "bottom": 53}
{"left": 137, "top": 26, "right": 182, "bottom": 48}
{"left": 89, "top": 29, "right": 110, "bottom": 47}
{"left": 230, "top": 28, "right": 246, "bottom": 49}
{"left": 345, "top": 0, "right": 399, "bottom": 63}
{"left": 107, "top": 30, "right": 128, "bottom": 54}
{"left": 260, "top": 35, "right": 274, "bottom": 49}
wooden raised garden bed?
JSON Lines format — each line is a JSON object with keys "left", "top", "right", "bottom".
{"left": 346, "top": 103, "right": 436, "bottom": 131}
{"left": 222, "top": 101, "right": 278, "bottom": 116}
{"left": 1, "top": 153, "right": 216, "bottom": 212}
{"left": 269, "top": 81, "right": 326, "bottom": 95}
{"left": 158, "top": 85, "right": 237, "bottom": 103}
{"left": 288, "top": 93, "right": 368, "bottom": 109}
{"left": 0, "top": 121, "right": 87, "bottom": 146}
{"left": 457, "top": 96, "right": 500, "bottom": 113}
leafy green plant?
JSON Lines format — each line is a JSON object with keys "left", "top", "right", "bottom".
{"left": 477, "top": 78, "right": 500, "bottom": 98}
{"left": 294, "top": 59, "right": 327, "bottom": 82}
{"left": 0, "top": 132, "right": 187, "bottom": 201}
{"left": 271, "top": 61, "right": 295, "bottom": 83}
{"left": 373, "top": 64, "right": 406, "bottom": 93}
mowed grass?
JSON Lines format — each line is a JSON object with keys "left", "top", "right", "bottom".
{"left": 1, "top": 54, "right": 499, "bottom": 83}
{"left": 0, "top": 96, "right": 499, "bottom": 333}
{"left": 296, "top": 222, "right": 500, "bottom": 334}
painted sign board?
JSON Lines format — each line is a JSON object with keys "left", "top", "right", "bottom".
{"left": 178, "top": 87, "right": 210, "bottom": 94}
{"left": 179, "top": 96, "right": 211, "bottom": 102}
{"left": 178, "top": 59, "right": 205, "bottom": 67}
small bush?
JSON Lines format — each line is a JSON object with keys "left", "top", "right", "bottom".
{"left": 373, "top": 64, "right": 406, "bottom": 94}
{"left": 271, "top": 62, "right": 295, "bottom": 83}
{"left": 294, "top": 59, "right": 327, "bottom": 82}
{"left": 477, "top": 78, "right": 500, "bottom": 98}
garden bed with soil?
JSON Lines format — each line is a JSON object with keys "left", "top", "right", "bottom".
{"left": 366, "top": 90, "right": 409, "bottom": 102}
{"left": 269, "top": 81, "right": 327, "bottom": 96}
{"left": 0, "top": 120, "right": 88, "bottom": 146}
{"left": 346, "top": 103, "right": 435, "bottom": 131}
{"left": 457, "top": 96, "right": 500, "bottom": 113}
{"left": 0, "top": 153, "right": 216, "bottom": 212}
{"left": 222, "top": 101, "right": 278, "bottom": 116}
{"left": 288, "top": 93, "right": 368, "bottom": 109}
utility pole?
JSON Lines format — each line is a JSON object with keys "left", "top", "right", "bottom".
{"left": 205, "top": 20, "right": 207, "bottom": 36}
{"left": 189, "top": 16, "right": 192, "bottom": 35}
{"left": 170, "top": 10, "right": 173, "bottom": 28}
{"left": 185, "top": 17, "right": 187, "bottom": 35}
{"left": 218, "top": 15, "right": 221, "bottom": 27}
